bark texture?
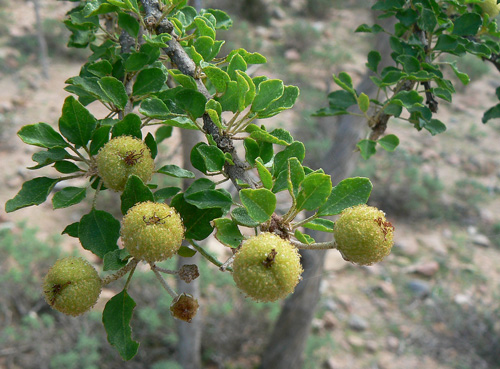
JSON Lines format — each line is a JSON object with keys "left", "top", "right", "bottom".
{"left": 176, "top": 128, "right": 203, "bottom": 369}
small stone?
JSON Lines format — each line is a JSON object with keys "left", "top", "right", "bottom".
{"left": 347, "top": 335, "right": 365, "bottom": 349}
{"left": 322, "top": 311, "right": 338, "bottom": 330}
{"left": 386, "top": 336, "right": 399, "bottom": 351}
{"left": 406, "top": 261, "right": 440, "bottom": 277}
{"left": 323, "top": 358, "right": 340, "bottom": 369}
{"left": 454, "top": 294, "right": 472, "bottom": 305}
{"left": 284, "top": 48, "right": 301, "bottom": 61}
{"left": 376, "top": 281, "right": 396, "bottom": 297}
{"left": 271, "top": 6, "right": 286, "bottom": 19}
{"left": 365, "top": 340, "right": 378, "bottom": 353}
{"left": 311, "top": 318, "right": 324, "bottom": 332}
{"left": 471, "top": 234, "right": 491, "bottom": 247}
{"left": 417, "top": 234, "right": 447, "bottom": 255}
{"left": 348, "top": 314, "right": 368, "bottom": 331}
{"left": 407, "top": 279, "right": 431, "bottom": 299}
{"left": 394, "top": 237, "right": 419, "bottom": 256}
{"left": 323, "top": 298, "right": 338, "bottom": 312}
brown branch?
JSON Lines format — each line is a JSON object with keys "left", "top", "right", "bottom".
{"left": 368, "top": 79, "right": 415, "bottom": 140}
{"left": 139, "top": 0, "right": 255, "bottom": 189}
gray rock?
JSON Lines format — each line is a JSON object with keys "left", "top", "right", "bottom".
{"left": 407, "top": 279, "right": 431, "bottom": 299}
{"left": 471, "top": 234, "right": 491, "bottom": 247}
{"left": 348, "top": 314, "right": 368, "bottom": 331}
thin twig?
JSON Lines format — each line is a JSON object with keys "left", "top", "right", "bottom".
{"left": 290, "top": 239, "right": 337, "bottom": 250}
{"left": 150, "top": 263, "right": 178, "bottom": 298}
{"left": 101, "top": 258, "right": 140, "bottom": 286}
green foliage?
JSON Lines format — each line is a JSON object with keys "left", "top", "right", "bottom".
{"left": 5, "top": 0, "right": 500, "bottom": 361}
{"left": 317, "top": 0, "right": 500, "bottom": 157}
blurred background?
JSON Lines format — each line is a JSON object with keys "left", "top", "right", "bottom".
{"left": 1, "top": 0, "right": 500, "bottom": 368}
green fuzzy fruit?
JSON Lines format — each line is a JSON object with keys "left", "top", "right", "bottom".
{"left": 121, "top": 201, "right": 184, "bottom": 262}
{"left": 333, "top": 204, "right": 394, "bottom": 266}
{"left": 232, "top": 233, "right": 303, "bottom": 302}
{"left": 43, "top": 257, "right": 102, "bottom": 316}
{"left": 96, "top": 136, "right": 154, "bottom": 192}
{"left": 480, "top": 0, "right": 500, "bottom": 18}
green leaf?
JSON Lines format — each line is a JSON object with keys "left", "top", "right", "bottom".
{"left": 90, "top": 125, "right": 111, "bottom": 155}
{"left": 178, "top": 245, "right": 197, "bottom": 258}
{"left": 251, "top": 79, "right": 284, "bottom": 112}
{"left": 317, "top": 177, "right": 372, "bottom": 216}
{"left": 168, "top": 69, "right": 198, "bottom": 90}
{"left": 246, "top": 125, "right": 291, "bottom": 146}
{"left": 303, "top": 218, "right": 334, "bottom": 233}
{"left": 244, "top": 137, "right": 261, "bottom": 165}
{"left": 120, "top": 175, "right": 154, "bottom": 215}
{"left": 78, "top": 209, "right": 120, "bottom": 258}
{"left": 417, "top": 7, "right": 437, "bottom": 32}
{"left": 98, "top": 76, "right": 128, "bottom": 110}
{"left": 132, "top": 68, "right": 166, "bottom": 96}
{"left": 452, "top": 12, "right": 482, "bottom": 36}
{"left": 185, "top": 178, "right": 215, "bottom": 197}
{"left": 448, "top": 62, "right": 470, "bottom": 85}
{"left": 29, "top": 148, "right": 70, "bottom": 169}
{"left": 162, "top": 117, "right": 198, "bottom": 130}
{"left": 203, "top": 66, "right": 230, "bottom": 93}
{"left": 424, "top": 119, "right": 447, "bottom": 135}
{"left": 366, "top": 50, "right": 381, "bottom": 72}
{"left": 157, "top": 164, "right": 195, "bottom": 178}
{"left": 142, "top": 32, "right": 172, "bottom": 48}
{"left": 356, "top": 139, "right": 377, "bottom": 160}
{"left": 295, "top": 173, "right": 332, "bottom": 211}
{"left": 287, "top": 157, "right": 305, "bottom": 199}
{"left": 227, "top": 53, "right": 247, "bottom": 80}
{"left": 58, "top": 96, "right": 97, "bottom": 147}
{"left": 175, "top": 89, "right": 207, "bottom": 118}
{"left": 54, "top": 160, "right": 82, "bottom": 174}
{"left": 124, "top": 52, "right": 149, "bottom": 71}
{"left": 62, "top": 222, "right": 79, "bottom": 238}
{"left": 5, "top": 177, "right": 59, "bottom": 212}
{"left": 358, "top": 93, "right": 370, "bottom": 113}
{"left": 239, "top": 188, "right": 276, "bottom": 223}
{"left": 190, "top": 143, "right": 225, "bottom": 173}
{"left": 18, "top": 123, "right": 68, "bottom": 148}
{"left": 52, "top": 187, "right": 86, "bottom": 209}
{"left": 154, "top": 187, "right": 181, "bottom": 202}
{"left": 102, "top": 290, "right": 139, "bottom": 361}
{"left": 203, "top": 8, "right": 232, "bottom": 29}
{"left": 273, "top": 141, "right": 305, "bottom": 175}
{"left": 213, "top": 218, "right": 244, "bottom": 248}
{"left": 255, "top": 158, "right": 273, "bottom": 189}
{"left": 231, "top": 207, "right": 260, "bottom": 227}
{"left": 155, "top": 125, "right": 173, "bottom": 143}
{"left": 171, "top": 193, "right": 223, "bottom": 240}
{"left": 144, "top": 132, "right": 157, "bottom": 159}
{"left": 185, "top": 189, "right": 233, "bottom": 209}
{"left": 194, "top": 16, "right": 216, "bottom": 39}
{"left": 118, "top": 11, "right": 139, "bottom": 38}
{"left": 112, "top": 113, "right": 142, "bottom": 139}
{"left": 355, "top": 23, "right": 384, "bottom": 33}
{"left": 378, "top": 134, "right": 399, "bottom": 151}
{"left": 294, "top": 229, "right": 314, "bottom": 244}
{"left": 335, "top": 72, "right": 354, "bottom": 91}
{"left": 103, "top": 249, "right": 130, "bottom": 271}
{"left": 139, "top": 97, "right": 171, "bottom": 119}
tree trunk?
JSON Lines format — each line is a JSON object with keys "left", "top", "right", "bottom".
{"left": 260, "top": 12, "right": 395, "bottom": 369}
{"left": 176, "top": 128, "right": 203, "bottom": 369}
{"left": 32, "top": 0, "right": 49, "bottom": 79}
